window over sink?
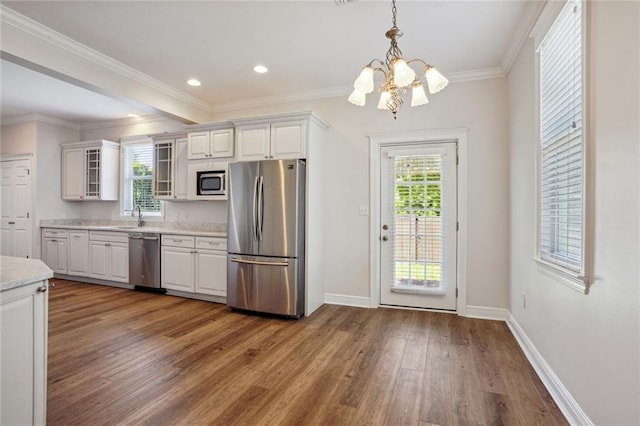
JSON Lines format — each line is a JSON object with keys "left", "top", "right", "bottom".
{"left": 121, "top": 139, "right": 162, "bottom": 217}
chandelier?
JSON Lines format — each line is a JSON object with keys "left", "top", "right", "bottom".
{"left": 348, "top": 0, "right": 448, "bottom": 119}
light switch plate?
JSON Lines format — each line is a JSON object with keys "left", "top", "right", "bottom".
{"left": 359, "top": 205, "right": 369, "bottom": 216}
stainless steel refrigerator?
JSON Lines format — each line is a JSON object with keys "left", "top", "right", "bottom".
{"left": 226, "top": 159, "right": 306, "bottom": 317}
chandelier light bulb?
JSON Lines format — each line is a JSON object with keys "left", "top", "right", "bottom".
{"left": 377, "top": 91, "right": 391, "bottom": 109}
{"left": 348, "top": 89, "right": 366, "bottom": 106}
{"left": 411, "top": 83, "right": 429, "bottom": 106}
{"left": 425, "top": 67, "right": 449, "bottom": 94}
{"left": 392, "top": 59, "right": 416, "bottom": 88}
{"left": 354, "top": 67, "right": 375, "bottom": 94}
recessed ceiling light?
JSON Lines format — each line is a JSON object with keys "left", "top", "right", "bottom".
{"left": 187, "top": 78, "right": 201, "bottom": 87}
{"left": 127, "top": 114, "right": 140, "bottom": 119}
{"left": 253, "top": 65, "right": 268, "bottom": 74}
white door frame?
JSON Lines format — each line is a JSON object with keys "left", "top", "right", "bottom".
{"left": 369, "top": 128, "right": 468, "bottom": 316}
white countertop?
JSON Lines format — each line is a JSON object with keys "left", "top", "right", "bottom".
{"left": 0, "top": 256, "right": 54, "bottom": 292}
{"left": 41, "top": 224, "right": 226, "bottom": 238}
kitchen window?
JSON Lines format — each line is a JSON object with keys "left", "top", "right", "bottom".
{"left": 121, "top": 140, "right": 162, "bottom": 217}
{"left": 535, "top": 0, "right": 589, "bottom": 292}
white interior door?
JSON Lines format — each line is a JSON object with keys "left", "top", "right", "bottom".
{"left": 379, "top": 142, "right": 457, "bottom": 310}
{"left": 1, "top": 158, "right": 33, "bottom": 258}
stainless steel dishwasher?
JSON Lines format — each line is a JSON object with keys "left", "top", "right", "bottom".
{"left": 128, "top": 232, "right": 165, "bottom": 293}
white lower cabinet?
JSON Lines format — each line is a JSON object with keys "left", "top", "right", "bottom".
{"left": 89, "top": 231, "right": 129, "bottom": 283}
{"left": 162, "top": 246, "right": 195, "bottom": 292}
{"left": 42, "top": 229, "right": 68, "bottom": 274}
{"left": 0, "top": 278, "right": 48, "bottom": 426}
{"left": 68, "top": 230, "right": 89, "bottom": 276}
{"left": 161, "top": 235, "right": 226, "bottom": 296}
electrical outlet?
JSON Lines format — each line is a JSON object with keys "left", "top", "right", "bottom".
{"left": 522, "top": 293, "right": 527, "bottom": 309}
{"left": 180, "top": 212, "right": 188, "bottom": 222}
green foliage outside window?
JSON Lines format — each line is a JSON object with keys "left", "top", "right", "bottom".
{"left": 395, "top": 170, "right": 441, "bottom": 217}
{"left": 132, "top": 157, "right": 160, "bottom": 212}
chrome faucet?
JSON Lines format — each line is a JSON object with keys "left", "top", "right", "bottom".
{"left": 131, "top": 205, "right": 143, "bottom": 227}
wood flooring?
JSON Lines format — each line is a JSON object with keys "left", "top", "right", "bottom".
{"left": 47, "top": 279, "right": 567, "bottom": 425}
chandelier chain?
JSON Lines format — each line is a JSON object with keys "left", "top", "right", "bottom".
{"left": 391, "top": 0, "right": 397, "bottom": 28}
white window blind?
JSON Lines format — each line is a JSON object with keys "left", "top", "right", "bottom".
{"left": 539, "top": 0, "right": 584, "bottom": 272}
{"left": 122, "top": 142, "right": 161, "bottom": 216}
{"left": 390, "top": 153, "right": 445, "bottom": 294}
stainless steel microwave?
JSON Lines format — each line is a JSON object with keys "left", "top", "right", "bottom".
{"left": 197, "top": 170, "right": 226, "bottom": 196}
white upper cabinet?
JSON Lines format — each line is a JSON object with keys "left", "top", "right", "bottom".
{"left": 234, "top": 112, "right": 322, "bottom": 161}
{"left": 187, "top": 127, "right": 234, "bottom": 160}
{"left": 270, "top": 120, "right": 307, "bottom": 159}
{"left": 236, "top": 123, "right": 270, "bottom": 161}
{"left": 61, "top": 140, "right": 119, "bottom": 201}
{"left": 151, "top": 133, "right": 189, "bottom": 200}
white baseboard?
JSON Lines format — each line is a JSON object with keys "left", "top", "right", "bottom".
{"left": 507, "top": 315, "right": 593, "bottom": 426}
{"left": 324, "top": 293, "right": 371, "bottom": 308}
{"left": 464, "top": 305, "right": 510, "bottom": 320}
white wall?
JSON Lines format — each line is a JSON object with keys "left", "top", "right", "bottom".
{"left": 0, "top": 121, "right": 37, "bottom": 155}
{"left": 213, "top": 76, "right": 510, "bottom": 309}
{"left": 507, "top": 2, "right": 639, "bottom": 424}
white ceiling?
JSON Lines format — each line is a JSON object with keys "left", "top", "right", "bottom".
{"left": 0, "top": 0, "right": 533, "bottom": 125}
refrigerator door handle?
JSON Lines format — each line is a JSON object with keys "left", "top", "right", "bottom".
{"left": 253, "top": 176, "right": 259, "bottom": 241}
{"left": 231, "top": 258, "right": 289, "bottom": 267}
{"left": 257, "top": 175, "right": 264, "bottom": 241}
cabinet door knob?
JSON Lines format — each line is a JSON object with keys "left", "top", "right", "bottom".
{"left": 37, "top": 286, "right": 48, "bottom": 293}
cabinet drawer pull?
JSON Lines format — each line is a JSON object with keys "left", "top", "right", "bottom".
{"left": 8, "top": 221, "right": 15, "bottom": 225}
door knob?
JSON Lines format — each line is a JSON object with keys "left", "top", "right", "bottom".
{"left": 382, "top": 236, "right": 388, "bottom": 241}
{"left": 382, "top": 224, "right": 388, "bottom": 230}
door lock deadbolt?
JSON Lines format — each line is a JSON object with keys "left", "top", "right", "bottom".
{"left": 382, "top": 224, "right": 388, "bottom": 230}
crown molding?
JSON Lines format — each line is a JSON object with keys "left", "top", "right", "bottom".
{"left": 446, "top": 67, "right": 506, "bottom": 82}
{"left": 1, "top": 113, "right": 81, "bottom": 130}
{"left": 0, "top": 5, "right": 212, "bottom": 113}
{"left": 212, "top": 86, "right": 350, "bottom": 114}
{"left": 501, "top": 0, "right": 546, "bottom": 74}
{"left": 78, "top": 114, "right": 178, "bottom": 131}
{"left": 213, "top": 66, "right": 507, "bottom": 113}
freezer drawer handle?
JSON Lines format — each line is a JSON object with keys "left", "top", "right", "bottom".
{"left": 231, "top": 258, "right": 289, "bottom": 267}
{"left": 142, "top": 236, "right": 159, "bottom": 241}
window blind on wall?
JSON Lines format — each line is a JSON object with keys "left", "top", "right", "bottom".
{"left": 389, "top": 153, "right": 445, "bottom": 292}
{"left": 539, "top": 0, "right": 584, "bottom": 272}
{"left": 122, "top": 142, "right": 160, "bottom": 215}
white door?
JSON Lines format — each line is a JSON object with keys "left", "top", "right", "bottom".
{"left": 90, "top": 241, "right": 109, "bottom": 278}
{"left": 62, "top": 148, "right": 85, "bottom": 200}
{"left": 270, "top": 120, "right": 306, "bottom": 159}
{"left": 68, "top": 231, "right": 89, "bottom": 276}
{"left": 379, "top": 142, "right": 457, "bottom": 310}
{"left": 1, "top": 158, "right": 33, "bottom": 258}
{"left": 195, "top": 250, "right": 226, "bottom": 296}
{"left": 109, "top": 243, "right": 129, "bottom": 283}
{"left": 237, "top": 124, "right": 270, "bottom": 161}
{"left": 161, "top": 247, "right": 195, "bottom": 292}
